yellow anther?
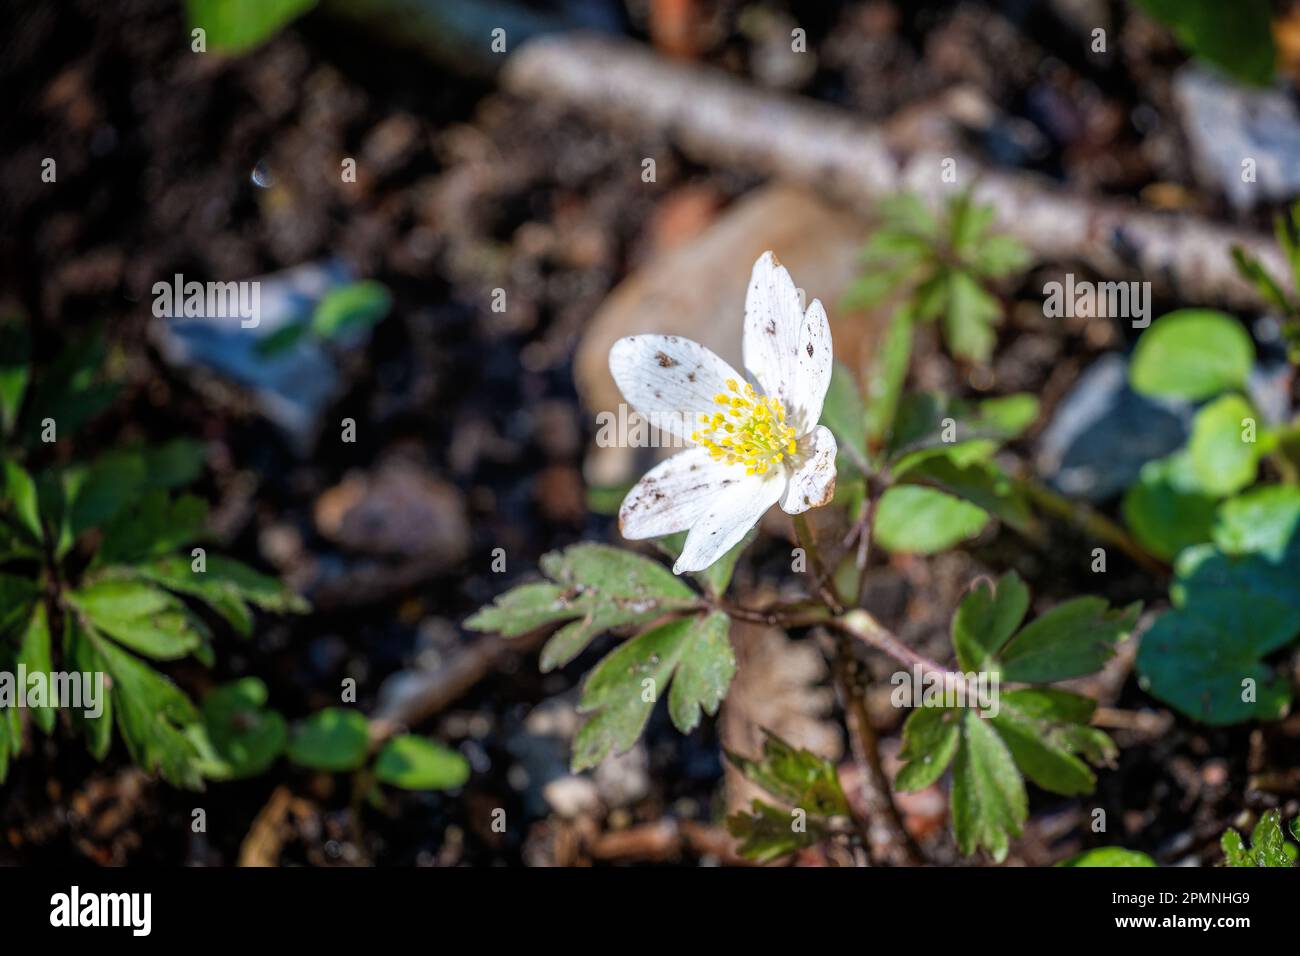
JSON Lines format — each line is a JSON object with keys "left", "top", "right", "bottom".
{"left": 691, "top": 386, "right": 796, "bottom": 475}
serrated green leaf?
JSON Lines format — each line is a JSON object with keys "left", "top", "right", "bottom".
{"left": 64, "top": 613, "right": 112, "bottom": 759}
{"left": 287, "top": 708, "right": 370, "bottom": 772}
{"left": 1122, "top": 452, "right": 1219, "bottom": 561}
{"left": 895, "top": 706, "right": 961, "bottom": 791}
{"left": 997, "top": 597, "right": 1139, "bottom": 683}
{"left": 943, "top": 270, "right": 1001, "bottom": 364}
{"left": 1188, "top": 394, "right": 1261, "bottom": 496}
{"left": 373, "top": 735, "right": 470, "bottom": 791}
{"left": 69, "top": 578, "right": 203, "bottom": 661}
{"left": 96, "top": 489, "right": 209, "bottom": 565}
{"left": 571, "top": 612, "right": 734, "bottom": 771}
{"left": 1221, "top": 810, "right": 1299, "bottom": 867}
{"left": 467, "top": 544, "right": 698, "bottom": 672}
{"left": 952, "top": 572, "right": 1029, "bottom": 673}
{"left": 726, "top": 799, "right": 833, "bottom": 863}
{"left": 989, "top": 689, "right": 1114, "bottom": 797}
{"left": 873, "top": 485, "right": 989, "bottom": 554}
{"left": 1130, "top": 310, "right": 1255, "bottom": 400}
{"left": 724, "top": 730, "right": 850, "bottom": 817}
{"left": 90, "top": 629, "right": 203, "bottom": 789}
{"left": 951, "top": 709, "right": 1026, "bottom": 862}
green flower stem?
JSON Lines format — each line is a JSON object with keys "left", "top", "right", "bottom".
{"left": 1016, "top": 476, "right": 1169, "bottom": 576}
{"left": 792, "top": 512, "right": 846, "bottom": 612}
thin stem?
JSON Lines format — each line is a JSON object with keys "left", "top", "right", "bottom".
{"left": 831, "top": 634, "right": 924, "bottom": 865}
{"left": 1017, "top": 477, "right": 1168, "bottom": 577}
{"left": 792, "top": 512, "right": 845, "bottom": 612}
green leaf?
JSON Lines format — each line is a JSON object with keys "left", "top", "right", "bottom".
{"left": 0, "top": 321, "right": 30, "bottom": 437}
{"left": 139, "top": 439, "right": 206, "bottom": 491}
{"left": 20, "top": 333, "right": 117, "bottom": 448}
{"left": 895, "top": 706, "right": 961, "bottom": 791}
{"left": 1213, "top": 485, "right": 1300, "bottom": 559}
{"left": 1056, "top": 847, "right": 1156, "bottom": 867}
{"left": 3, "top": 460, "right": 43, "bottom": 542}
{"left": 1187, "top": 394, "right": 1261, "bottom": 496}
{"left": 951, "top": 709, "right": 1026, "bottom": 862}
{"left": 943, "top": 270, "right": 1001, "bottom": 363}
{"left": 466, "top": 544, "right": 697, "bottom": 672}
{"left": 96, "top": 489, "right": 208, "bottom": 565}
{"left": 1137, "top": 589, "right": 1299, "bottom": 725}
{"left": 989, "top": 689, "right": 1114, "bottom": 796}
{"left": 873, "top": 485, "right": 989, "bottom": 554}
{"left": 1129, "top": 310, "right": 1255, "bottom": 400}
{"left": 726, "top": 799, "right": 834, "bottom": 863}
{"left": 91, "top": 630, "right": 204, "bottom": 789}
{"left": 969, "top": 394, "right": 1039, "bottom": 440}
{"left": 198, "top": 678, "right": 287, "bottom": 780}
{"left": 864, "top": 306, "right": 914, "bottom": 444}
{"left": 64, "top": 614, "right": 112, "bottom": 760}
{"left": 69, "top": 578, "right": 204, "bottom": 661}
{"left": 132, "top": 554, "right": 307, "bottom": 636}
{"left": 310, "top": 281, "right": 392, "bottom": 340}
{"left": 17, "top": 603, "right": 55, "bottom": 735}
{"left": 571, "top": 612, "right": 734, "bottom": 771}
{"left": 185, "top": 0, "right": 318, "bottom": 54}
{"left": 820, "top": 360, "right": 869, "bottom": 471}
{"left": 0, "top": 573, "right": 38, "bottom": 636}
{"left": 898, "top": 456, "right": 1036, "bottom": 535}
{"left": 1133, "top": 0, "right": 1275, "bottom": 87}
{"left": 1221, "top": 810, "right": 1299, "bottom": 867}
{"left": 373, "top": 735, "right": 470, "bottom": 791}
{"left": 69, "top": 454, "right": 147, "bottom": 537}
{"left": 996, "top": 597, "right": 1140, "bottom": 683}
{"left": 287, "top": 708, "right": 370, "bottom": 772}
{"left": 725, "top": 730, "right": 850, "bottom": 818}
{"left": 952, "top": 572, "right": 1029, "bottom": 673}
{"left": 1122, "top": 453, "right": 1219, "bottom": 561}
{"left": 972, "top": 235, "right": 1031, "bottom": 279}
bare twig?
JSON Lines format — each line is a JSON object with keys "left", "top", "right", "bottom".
{"left": 504, "top": 34, "right": 1289, "bottom": 309}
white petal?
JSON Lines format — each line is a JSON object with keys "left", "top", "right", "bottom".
{"left": 741, "top": 253, "right": 833, "bottom": 434}
{"left": 618, "top": 447, "right": 748, "bottom": 540}
{"left": 788, "top": 298, "right": 833, "bottom": 433}
{"left": 609, "top": 335, "right": 743, "bottom": 441}
{"left": 780, "top": 425, "right": 838, "bottom": 515}
{"left": 674, "top": 471, "right": 784, "bottom": 574}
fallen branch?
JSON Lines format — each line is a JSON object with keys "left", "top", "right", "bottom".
{"left": 504, "top": 35, "right": 1288, "bottom": 309}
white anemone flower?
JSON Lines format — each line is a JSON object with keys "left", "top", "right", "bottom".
{"left": 610, "top": 251, "right": 838, "bottom": 574}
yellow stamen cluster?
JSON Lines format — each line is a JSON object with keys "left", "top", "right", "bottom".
{"left": 690, "top": 379, "right": 797, "bottom": 475}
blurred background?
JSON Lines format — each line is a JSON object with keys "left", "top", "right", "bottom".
{"left": 1, "top": 0, "right": 1297, "bottom": 866}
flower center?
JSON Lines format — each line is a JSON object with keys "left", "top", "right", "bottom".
{"left": 691, "top": 378, "right": 797, "bottom": 476}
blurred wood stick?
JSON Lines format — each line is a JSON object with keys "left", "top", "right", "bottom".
{"left": 503, "top": 34, "right": 1289, "bottom": 310}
